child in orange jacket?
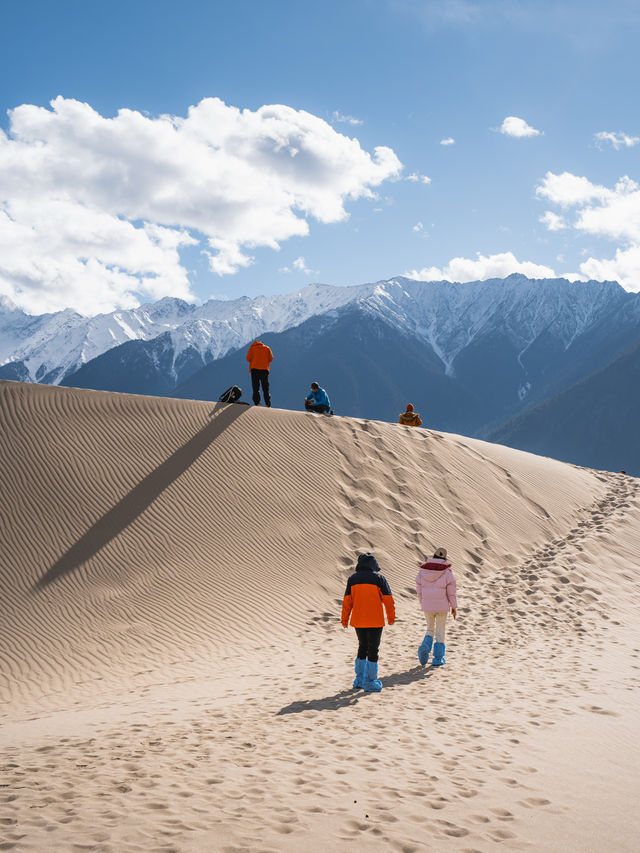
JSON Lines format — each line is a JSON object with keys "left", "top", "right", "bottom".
{"left": 341, "top": 553, "right": 395, "bottom": 692}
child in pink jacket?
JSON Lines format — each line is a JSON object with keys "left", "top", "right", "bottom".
{"left": 416, "top": 547, "right": 457, "bottom": 667}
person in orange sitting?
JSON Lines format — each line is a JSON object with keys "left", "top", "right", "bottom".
{"left": 341, "top": 553, "right": 395, "bottom": 692}
{"left": 246, "top": 340, "right": 274, "bottom": 407}
{"left": 398, "top": 403, "right": 422, "bottom": 427}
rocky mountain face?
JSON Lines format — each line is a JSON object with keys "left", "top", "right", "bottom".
{"left": 488, "top": 340, "right": 640, "bottom": 475}
{"left": 0, "top": 284, "right": 372, "bottom": 385}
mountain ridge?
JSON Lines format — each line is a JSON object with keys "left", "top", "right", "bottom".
{"left": 489, "top": 338, "right": 640, "bottom": 474}
{"left": 3, "top": 275, "right": 637, "bottom": 390}
{"left": 3, "top": 274, "right": 640, "bottom": 474}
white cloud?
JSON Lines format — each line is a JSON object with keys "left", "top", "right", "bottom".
{"left": 413, "top": 221, "right": 424, "bottom": 232}
{"left": 562, "top": 273, "right": 589, "bottom": 282}
{"left": 578, "top": 247, "right": 640, "bottom": 286}
{"left": 537, "top": 170, "right": 640, "bottom": 291}
{"left": 536, "top": 171, "right": 611, "bottom": 207}
{"left": 204, "top": 239, "right": 254, "bottom": 277}
{"left": 405, "top": 251, "right": 555, "bottom": 282}
{"left": 537, "top": 173, "right": 640, "bottom": 243}
{"left": 332, "top": 110, "right": 363, "bottom": 126}
{"left": 498, "top": 116, "right": 541, "bottom": 138}
{"left": 595, "top": 131, "right": 640, "bottom": 150}
{"left": 293, "top": 256, "right": 318, "bottom": 275}
{"left": 440, "top": 137, "right": 455, "bottom": 145}
{"left": 0, "top": 202, "right": 196, "bottom": 315}
{"left": 0, "top": 96, "right": 401, "bottom": 314}
{"left": 406, "top": 172, "right": 432, "bottom": 184}
{"left": 539, "top": 211, "right": 567, "bottom": 231}
{"left": 279, "top": 256, "right": 318, "bottom": 276}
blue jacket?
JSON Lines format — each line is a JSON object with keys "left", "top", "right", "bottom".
{"left": 306, "top": 386, "right": 330, "bottom": 408}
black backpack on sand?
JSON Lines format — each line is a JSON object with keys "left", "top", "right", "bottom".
{"left": 218, "top": 385, "right": 243, "bottom": 403}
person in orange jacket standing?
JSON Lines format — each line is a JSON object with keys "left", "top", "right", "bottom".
{"left": 341, "top": 553, "right": 395, "bottom": 692}
{"left": 246, "top": 340, "right": 273, "bottom": 407}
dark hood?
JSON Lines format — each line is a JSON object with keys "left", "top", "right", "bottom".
{"left": 356, "top": 552, "right": 380, "bottom": 572}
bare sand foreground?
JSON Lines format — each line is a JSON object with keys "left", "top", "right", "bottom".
{"left": 1, "top": 379, "right": 639, "bottom": 853}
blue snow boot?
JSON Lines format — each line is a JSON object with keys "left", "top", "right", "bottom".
{"left": 432, "top": 642, "right": 446, "bottom": 667}
{"left": 353, "top": 658, "right": 366, "bottom": 689}
{"left": 363, "top": 660, "right": 383, "bottom": 692}
{"left": 418, "top": 634, "right": 433, "bottom": 665}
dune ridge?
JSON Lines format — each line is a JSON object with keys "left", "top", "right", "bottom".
{"left": 1, "top": 379, "right": 639, "bottom": 851}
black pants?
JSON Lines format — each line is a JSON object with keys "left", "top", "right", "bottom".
{"left": 305, "top": 400, "right": 329, "bottom": 413}
{"left": 251, "top": 369, "right": 271, "bottom": 406}
{"left": 355, "top": 627, "right": 383, "bottom": 662}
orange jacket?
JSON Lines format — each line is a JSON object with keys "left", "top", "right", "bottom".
{"left": 399, "top": 411, "right": 422, "bottom": 426}
{"left": 246, "top": 340, "right": 274, "bottom": 372}
{"left": 341, "top": 554, "right": 395, "bottom": 628}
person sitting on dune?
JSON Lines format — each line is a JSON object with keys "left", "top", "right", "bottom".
{"left": 304, "top": 381, "right": 332, "bottom": 414}
{"left": 416, "top": 547, "right": 457, "bottom": 667}
{"left": 398, "top": 403, "right": 422, "bottom": 427}
{"left": 341, "top": 553, "right": 395, "bottom": 692}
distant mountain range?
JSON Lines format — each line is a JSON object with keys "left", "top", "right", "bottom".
{"left": 2, "top": 274, "right": 639, "bottom": 474}
{"left": 489, "top": 339, "right": 640, "bottom": 474}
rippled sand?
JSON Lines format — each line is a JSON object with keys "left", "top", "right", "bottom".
{"left": 1, "top": 380, "right": 639, "bottom": 851}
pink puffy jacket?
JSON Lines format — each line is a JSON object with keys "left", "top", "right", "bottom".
{"left": 416, "top": 558, "right": 457, "bottom": 612}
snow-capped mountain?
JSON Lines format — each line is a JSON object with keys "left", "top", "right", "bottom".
{"left": 3, "top": 274, "right": 639, "bottom": 393}
{"left": 355, "top": 274, "right": 637, "bottom": 381}
{"left": 0, "top": 283, "right": 373, "bottom": 384}
{"left": 3, "top": 274, "right": 640, "bottom": 473}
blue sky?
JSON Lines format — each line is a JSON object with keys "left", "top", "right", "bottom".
{"left": 1, "top": 0, "right": 640, "bottom": 314}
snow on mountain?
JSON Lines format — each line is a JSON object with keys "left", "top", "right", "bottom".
{"left": 0, "top": 283, "right": 377, "bottom": 384}
{"left": 361, "top": 274, "right": 635, "bottom": 376}
{"left": 0, "top": 298, "right": 192, "bottom": 384}
{"left": 2, "top": 275, "right": 639, "bottom": 386}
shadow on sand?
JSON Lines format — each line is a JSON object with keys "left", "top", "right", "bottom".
{"left": 34, "top": 403, "right": 248, "bottom": 591}
{"left": 276, "top": 665, "right": 433, "bottom": 715}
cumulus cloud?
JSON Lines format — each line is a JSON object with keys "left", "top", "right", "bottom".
{"left": 0, "top": 96, "right": 401, "bottom": 314}
{"left": 498, "top": 116, "right": 541, "bottom": 138}
{"left": 332, "top": 110, "right": 363, "bottom": 126}
{"left": 536, "top": 171, "right": 611, "bottom": 207}
{"left": 595, "top": 131, "right": 640, "bottom": 150}
{"left": 578, "top": 247, "right": 640, "bottom": 285}
{"left": 404, "top": 251, "right": 555, "bottom": 282}
{"left": 279, "top": 256, "right": 318, "bottom": 276}
{"left": 537, "top": 173, "right": 640, "bottom": 243}
{"left": 539, "top": 211, "right": 567, "bottom": 231}
{"left": 537, "top": 170, "right": 640, "bottom": 290}
{"left": 406, "top": 172, "right": 432, "bottom": 184}
{"left": 412, "top": 221, "right": 424, "bottom": 232}
{"left": 440, "top": 137, "right": 455, "bottom": 145}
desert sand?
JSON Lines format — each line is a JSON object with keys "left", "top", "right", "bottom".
{"left": 1, "top": 378, "right": 639, "bottom": 852}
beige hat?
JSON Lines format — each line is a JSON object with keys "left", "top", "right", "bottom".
{"left": 434, "top": 547, "right": 448, "bottom": 559}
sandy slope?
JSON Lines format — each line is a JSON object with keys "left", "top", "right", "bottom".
{"left": 1, "top": 379, "right": 639, "bottom": 852}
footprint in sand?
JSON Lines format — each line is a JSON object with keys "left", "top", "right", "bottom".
{"left": 490, "top": 808, "right": 514, "bottom": 820}
{"left": 436, "top": 819, "right": 469, "bottom": 837}
{"left": 518, "top": 797, "right": 551, "bottom": 808}
{"left": 488, "top": 828, "right": 517, "bottom": 841}
{"left": 581, "top": 705, "right": 619, "bottom": 716}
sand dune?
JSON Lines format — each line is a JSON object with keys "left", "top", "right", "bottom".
{"left": 1, "top": 379, "right": 639, "bottom": 851}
